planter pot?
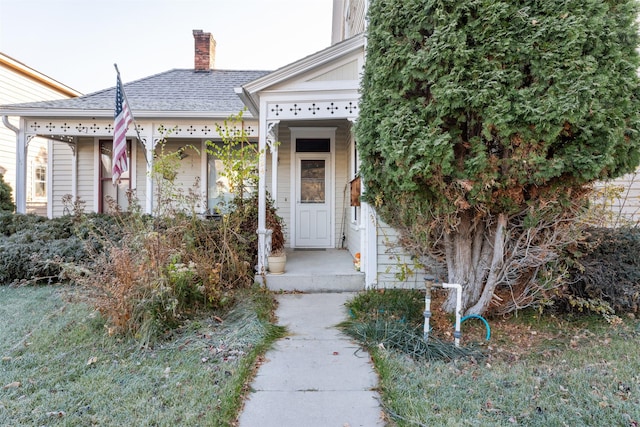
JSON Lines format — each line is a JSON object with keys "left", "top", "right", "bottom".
{"left": 267, "top": 254, "right": 287, "bottom": 275}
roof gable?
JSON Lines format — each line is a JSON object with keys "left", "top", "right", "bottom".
{"left": 238, "top": 34, "right": 365, "bottom": 113}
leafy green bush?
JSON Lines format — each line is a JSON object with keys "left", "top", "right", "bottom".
{"left": 563, "top": 227, "right": 640, "bottom": 314}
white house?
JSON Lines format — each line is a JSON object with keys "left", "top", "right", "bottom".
{"left": 0, "top": 53, "right": 81, "bottom": 215}
{"left": 0, "top": 0, "right": 422, "bottom": 290}
{"left": 1, "top": 0, "right": 637, "bottom": 291}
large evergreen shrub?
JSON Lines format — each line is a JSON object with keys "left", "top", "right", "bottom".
{"left": 0, "top": 174, "right": 15, "bottom": 212}
{"left": 356, "top": 0, "right": 640, "bottom": 314}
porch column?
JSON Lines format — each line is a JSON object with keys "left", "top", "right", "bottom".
{"left": 16, "top": 120, "right": 28, "bottom": 214}
{"left": 266, "top": 121, "right": 280, "bottom": 201}
{"left": 2, "top": 115, "right": 26, "bottom": 214}
{"left": 71, "top": 139, "right": 78, "bottom": 201}
{"left": 256, "top": 116, "right": 269, "bottom": 274}
{"left": 362, "top": 200, "right": 378, "bottom": 288}
{"left": 145, "top": 135, "right": 155, "bottom": 215}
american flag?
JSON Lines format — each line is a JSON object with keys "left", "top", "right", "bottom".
{"left": 113, "top": 72, "right": 133, "bottom": 184}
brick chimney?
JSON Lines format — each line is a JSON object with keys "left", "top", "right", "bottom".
{"left": 193, "top": 29, "right": 216, "bottom": 71}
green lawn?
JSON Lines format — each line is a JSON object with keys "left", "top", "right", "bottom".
{"left": 344, "top": 290, "right": 640, "bottom": 427}
{"left": 0, "top": 285, "right": 282, "bottom": 426}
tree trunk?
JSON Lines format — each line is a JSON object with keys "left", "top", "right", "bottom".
{"left": 442, "top": 211, "right": 505, "bottom": 315}
{"left": 465, "top": 212, "right": 507, "bottom": 315}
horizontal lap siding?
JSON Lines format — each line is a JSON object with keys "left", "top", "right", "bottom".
{"left": 598, "top": 170, "right": 640, "bottom": 224}
{"left": 271, "top": 126, "right": 291, "bottom": 245}
{"left": 154, "top": 140, "right": 203, "bottom": 214}
{"left": 50, "top": 142, "right": 74, "bottom": 217}
{"left": 335, "top": 124, "right": 350, "bottom": 249}
{"left": 76, "top": 138, "right": 95, "bottom": 211}
{"left": 1, "top": 63, "right": 75, "bottom": 208}
{"left": 0, "top": 126, "right": 16, "bottom": 188}
{"left": 135, "top": 142, "right": 148, "bottom": 206}
{"left": 375, "top": 217, "right": 442, "bottom": 289}
{"left": 345, "top": 134, "right": 361, "bottom": 256}
{"left": 0, "top": 66, "right": 71, "bottom": 102}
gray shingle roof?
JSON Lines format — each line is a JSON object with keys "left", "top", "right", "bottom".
{"left": 1, "top": 69, "right": 271, "bottom": 115}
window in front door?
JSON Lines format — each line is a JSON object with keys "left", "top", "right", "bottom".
{"left": 300, "top": 159, "right": 326, "bottom": 203}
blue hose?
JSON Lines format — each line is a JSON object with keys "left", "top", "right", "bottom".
{"left": 460, "top": 314, "right": 491, "bottom": 341}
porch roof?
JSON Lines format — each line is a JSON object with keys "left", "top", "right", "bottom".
{"left": 0, "top": 69, "right": 270, "bottom": 119}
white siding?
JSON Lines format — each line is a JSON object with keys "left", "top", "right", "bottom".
{"left": 334, "top": 123, "right": 350, "bottom": 249}
{"left": 76, "top": 138, "right": 95, "bottom": 212}
{"left": 345, "top": 131, "right": 361, "bottom": 256}
{"left": 594, "top": 169, "right": 640, "bottom": 225}
{"left": 310, "top": 60, "right": 359, "bottom": 82}
{"left": 0, "top": 64, "right": 72, "bottom": 104}
{"left": 373, "top": 216, "right": 443, "bottom": 289}
{"left": 50, "top": 141, "right": 74, "bottom": 217}
{"left": 1, "top": 58, "right": 78, "bottom": 213}
{"left": 153, "top": 140, "right": 204, "bottom": 215}
{"left": 270, "top": 126, "right": 292, "bottom": 245}
{"left": 331, "top": 0, "right": 367, "bottom": 44}
{"left": 135, "top": 141, "right": 149, "bottom": 208}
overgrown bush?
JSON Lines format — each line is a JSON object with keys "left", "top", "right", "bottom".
{"left": 0, "top": 212, "right": 47, "bottom": 236}
{"left": 561, "top": 227, "right": 640, "bottom": 315}
{"left": 0, "top": 213, "right": 89, "bottom": 285}
{"left": 72, "top": 205, "right": 256, "bottom": 345}
{"left": 67, "top": 129, "right": 263, "bottom": 345}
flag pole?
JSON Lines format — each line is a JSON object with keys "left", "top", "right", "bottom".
{"left": 113, "top": 64, "right": 149, "bottom": 165}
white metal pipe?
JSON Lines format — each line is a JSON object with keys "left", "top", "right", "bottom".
{"left": 423, "top": 281, "right": 463, "bottom": 347}
{"left": 423, "top": 282, "right": 432, "bottom": 342}
{"left": 443, "top": 283, "right": 462, "bottom": 347}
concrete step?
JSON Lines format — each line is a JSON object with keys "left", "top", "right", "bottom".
{"left": 257, "top": 248, "right": 365, "bottom": 292}
{"left": 261, "top": 271, "right": 364, "bottom": 292}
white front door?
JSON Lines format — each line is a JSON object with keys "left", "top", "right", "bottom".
{"left": 295, "top": 154, "right": 332, "bottom": 247}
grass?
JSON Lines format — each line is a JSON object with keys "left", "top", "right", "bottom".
{"left": 0, "top": 285, "right": 284, "bottom": 426}
{"left": 344, "top": 290, "right": 640, "bottom": 427}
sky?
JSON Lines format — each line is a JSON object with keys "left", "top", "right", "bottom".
{"left": 0, "top": 0, "right": 334, "bottom": 94}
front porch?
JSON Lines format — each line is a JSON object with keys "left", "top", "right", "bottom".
{"left": 260, "top": 248, "right": 364, "bottom": 292}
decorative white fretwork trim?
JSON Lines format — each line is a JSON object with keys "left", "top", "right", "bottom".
{"left": 266, "top": 120, "right": 280, "bottom": 154}
{"left": 267, "top": 100, "right": 359, "bottom": 120}
{"left": 24, "top": 119, "right": 260, "bottom": 140}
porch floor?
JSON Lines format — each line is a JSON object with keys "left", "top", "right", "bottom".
{"left": 260, "top": 248, "right": 364, "bottom": 292}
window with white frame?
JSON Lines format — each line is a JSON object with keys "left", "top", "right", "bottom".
{"left": 33, "top": 164, "right": 46, "bottom": 199}
{"left": 207, "top": 152, "right": 232, "bottom": 212}
{"left": 206, "top": 141, "right": 258, "bottom": 213}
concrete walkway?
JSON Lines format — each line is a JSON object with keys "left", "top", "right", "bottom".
{"left": 238, "top": 293, "right": 385, "bottom": 427}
